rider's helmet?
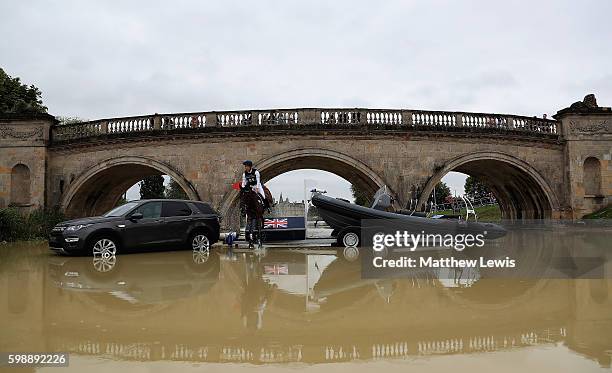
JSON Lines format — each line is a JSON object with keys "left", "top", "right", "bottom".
{"left": 243, "top": 160, "right": 253, "bottom": 167}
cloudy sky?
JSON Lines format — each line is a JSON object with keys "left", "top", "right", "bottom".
{"left": 2, "top": 1, "right": 610, "bottom": 201}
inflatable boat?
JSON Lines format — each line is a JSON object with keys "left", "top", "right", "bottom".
{"left": 311, "top": 187, "right": 506, "bottom": 247}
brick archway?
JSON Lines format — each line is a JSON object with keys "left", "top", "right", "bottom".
{"left": 60, "top": 156, "right": 199, "bottom": 217}
{"left": 218, "top": 148, "right": 389, "bottom": 224}
{"left": 417, "top": 152, "right": 560, "bottom": 219}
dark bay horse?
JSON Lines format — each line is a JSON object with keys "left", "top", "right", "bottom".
{"left": 240, "top": 188, "right": 266, "bottom": 248}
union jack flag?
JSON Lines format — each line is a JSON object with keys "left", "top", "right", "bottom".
{"left": 264, "top": 218, "right": 288, "bottom": 229}
{"left": 264, "top": 264, "right": 289, "bottom": 275}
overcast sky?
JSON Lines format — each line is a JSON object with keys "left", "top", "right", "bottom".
{"left": 3, "top": 1, "right": 610, "bottom": 202}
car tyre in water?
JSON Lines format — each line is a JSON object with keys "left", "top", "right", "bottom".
{"left": 90, "top": 236, "right": 119, "bottom": 258}
{"left": 191, "top": 231, "right": 211, "bottom": 266}
{"left": 191, "top": 231, "right": 210, "bottom": 252}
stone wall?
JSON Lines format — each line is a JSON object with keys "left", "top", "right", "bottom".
{"left": 2, "top": 97, "right": 611, "bottom": 221}
{"left": 47, "top": 133, "right": 565, "bottom": 223}
{"left": 0, "top": 115, "right": 54, "bottom": 211}
{"left": 557, "top": 112, "right": 612, "bottom": 218}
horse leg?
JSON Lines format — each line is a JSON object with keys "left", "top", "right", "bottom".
{"left": 247, "top": 218, "right": 253, "bottom": 246}
{"left": 254, "top": 210, "right": 264, "bottom": 249}
{"left": 257, "top": 217, "right": 264, "bottom": 249}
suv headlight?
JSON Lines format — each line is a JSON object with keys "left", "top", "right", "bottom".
{"left": 65, "top": 224, "right": 92, "bottom": 231}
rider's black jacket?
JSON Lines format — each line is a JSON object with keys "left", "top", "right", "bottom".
{"left": 244, "top": 168, "right": 258, "bottom": 189}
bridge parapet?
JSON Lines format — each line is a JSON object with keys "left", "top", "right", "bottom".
{"left": 50, "top": 108, "right": 559, "bottom": 143}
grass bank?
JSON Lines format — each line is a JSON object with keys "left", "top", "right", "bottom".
{"left": 0, "top": 208, "right": 65, "bottom": 242}
{"left": 583, "top": 205, "right": 612, "bottom": 219}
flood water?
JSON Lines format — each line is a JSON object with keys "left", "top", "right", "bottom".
{"left": 1, "top": 242, "right": 611, "bottom": 372}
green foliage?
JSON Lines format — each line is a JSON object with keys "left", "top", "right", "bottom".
{"left": 465, "top": 176, "right": 491, "bottom": 198}
{"left": 116, "top": 194, "right": 128, "bottom": 206}
{"left": 139, "top": 175, "right": 165, "bottom": 199}
{"left": 0, "top": 208, "right": 26, "bottom": 241}
{"left": 0, "top": 207, "right": 65, "bottom": 242}
{"left": 351, "top": 184, "right": 371, "bottom": 206}
{"left": 583, "top": 205, "right": 612, "bottom": 219}
{"left": 165, "top": 179, "right": 188, "bottom": 199}
{"left": 56, "top": 116, "right": 87, "bottom": 125}
{"left": 429, "top": 182, "right": 451, "bottom": 205}
{"left": 0, "top": 68, "right": 47, "bottom": 114}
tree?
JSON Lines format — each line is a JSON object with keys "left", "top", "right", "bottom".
{"left": 57, "top": 116, "right": 87, "bottom": 125}
{"left": 351, "top": 184, "right": 371, "bottom": 206}
{"left": 116, "top": 193, "right": 128, "bottom": 206}
{"left": 165, "top": 179, "right": 188, "bottom": 199}
{"left": 429, "top": 182, "right": 451, "bottom": 206}
{"left": 139, "top": 175, "right": 165, "bottom": 199}
{"left": 464, "top": 176, "right": 491, "bottom": 198}
{"left": 0, "top": 68, "right": 47, "bottom": 114}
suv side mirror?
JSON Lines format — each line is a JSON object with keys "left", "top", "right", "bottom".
{"left": 130, "top": 212, "right": 144, "bottom": 220}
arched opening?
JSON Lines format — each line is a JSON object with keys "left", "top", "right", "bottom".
{"left": 10, "top": 164, "right": 31, "bottom": 206}
{"left": 424, "top": 171, "right": 501, "bottom": 220}
{"left": 418, "top": 153, "right": 557, "bottom": 220}
{"left": 219, "top": 149, "right": 387, "bottom": 229}
{"left": 61, "top": 157, "right": 199, "bottom": 217}
{"left": 584, "top": 157, "right": 602, "bottom": 196}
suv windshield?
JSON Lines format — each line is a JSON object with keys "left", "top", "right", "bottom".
{"left": 103, "top": 202, "right": 139, "bottom": 217}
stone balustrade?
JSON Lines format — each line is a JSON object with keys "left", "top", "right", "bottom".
{"left": 51, "top": 108, "right": 560, "bottom": 143}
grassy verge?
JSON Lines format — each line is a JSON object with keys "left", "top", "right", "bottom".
{"left": 583, "top": 205, "right": 612, "bottom": 219}
{"left": 433, "top": 204, "right": 502, "bottom": 222}
{"left": 0, "top": 207, "right": 65, "bottom": 242}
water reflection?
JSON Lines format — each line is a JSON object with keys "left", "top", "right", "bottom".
{"left": 0, "top": 243, "right": 611, "bottom": 369}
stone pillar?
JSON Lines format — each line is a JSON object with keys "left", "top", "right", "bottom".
{"left": 298, "top": 109, "right": 320, "bottom": 126}
{"left": 206, "top": 112, "right": 218, "bottom": 127}
{"left": 100, "top": 120, "right": 108, "bottom": 134}
{"left": 401, "top": 110, "right": 413, "bottom": 127}
{"left": 554, "top": 94, "right": 612, "bottom": 218}
{"left": 0, "top": 114, "right": 55, "bottom": 212}
{"left": 455, "top": 113, "right": 463, "bottom": 128}
{"left": 153, "top": 114, "right": 161, "bottom": 130}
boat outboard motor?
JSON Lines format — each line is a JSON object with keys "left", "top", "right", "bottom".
{"left": 371, "top": 186, "right": 393, "bottom": 211}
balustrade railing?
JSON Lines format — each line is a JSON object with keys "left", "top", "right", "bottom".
{"left": 50, "top": 108, "right": 560, "bottom": 143}
{"left": 162, "top": 114, "right": 206, "bottom": 129}
{"left": 108, "top": 116, "right": 153, "bottom": 133}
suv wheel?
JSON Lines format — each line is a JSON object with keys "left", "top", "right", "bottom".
{"left": 191, "top": 232, "right": 210, "bottom": 252}
{"left": 91, "top": 237, "right": 118, "bottom": 257}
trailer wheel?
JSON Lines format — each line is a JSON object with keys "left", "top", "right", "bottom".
{"left": 337, "top": 227, "right": 361, "bottom": 248}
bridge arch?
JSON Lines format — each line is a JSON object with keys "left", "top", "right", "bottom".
{"left": 417, "top": 152, "right": 560, "bottom": 219}
{"left": 61, "top": 156, "right": 199, "bottom": 217}
{"left": 218, "top": 148, "right": 389, "bottom": 220}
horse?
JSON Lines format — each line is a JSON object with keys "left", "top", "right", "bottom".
{"left": 240, "top": 188, "right": 266, "bottom": 248}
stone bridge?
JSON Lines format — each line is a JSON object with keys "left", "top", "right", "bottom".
{"left": 1, "top": 95, "right": 611, "bottom": 224}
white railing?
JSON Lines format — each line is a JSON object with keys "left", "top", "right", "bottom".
{"left": 51, "top": 108, "right": 560, "bottom": 143}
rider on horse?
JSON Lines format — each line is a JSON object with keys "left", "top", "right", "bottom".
{"left": 240, "top": 160, "right": 269, "bottom": 248}
{"left": 241, "top": 160, "right": 269, "bottom": 208}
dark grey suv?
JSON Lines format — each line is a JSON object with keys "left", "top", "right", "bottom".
{"left": 49, "top": 199, "right": 220, "bottom": 256}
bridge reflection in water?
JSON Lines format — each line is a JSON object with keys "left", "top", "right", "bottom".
{"left": 0, "top": 244, "right": 611, "bottom": 370}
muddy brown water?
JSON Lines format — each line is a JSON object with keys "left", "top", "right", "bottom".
{"left": 0, "top": 242, "right": 611, "bottom": 372}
